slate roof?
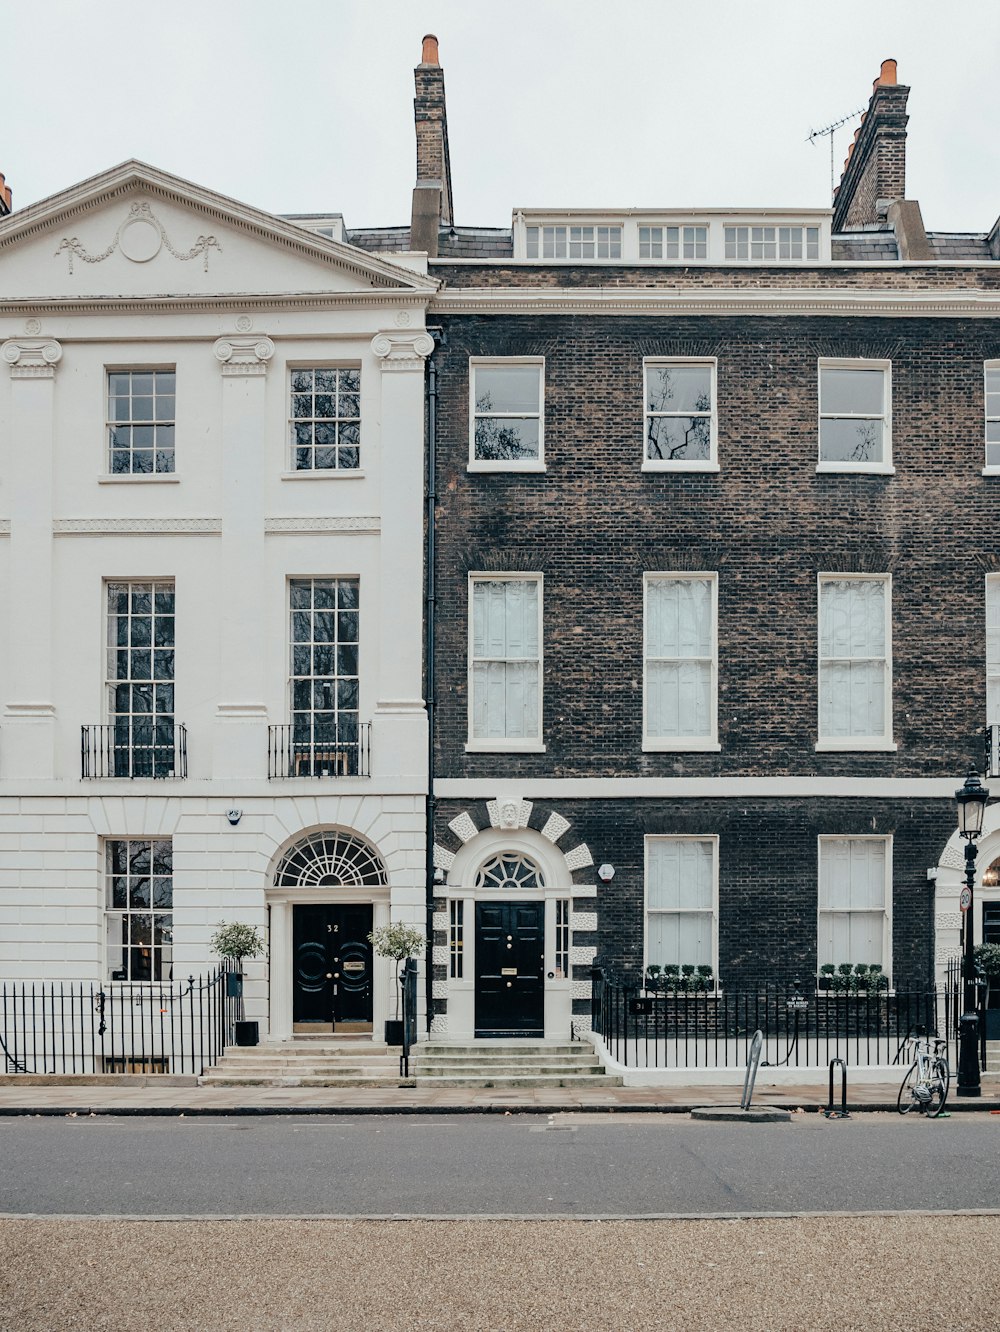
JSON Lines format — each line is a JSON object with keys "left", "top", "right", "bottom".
{"left": 831, "top": 232, "right": 899, "bottom": 261}
{"left": 926, "top": 233, "right": 993, "bottom": 261}
{"left": 347, "top": 226, "right": 514, "bottom": 259}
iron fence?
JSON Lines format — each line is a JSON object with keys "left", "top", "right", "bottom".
{"left": 591, "top": 969, "right": 963, "bottom": 1070}
{"left": 946, "top": 954, "right": 989, "bottom": 1068}
{"left": 81, "top": 722, "right": 188, "bottom": 779}
{"left": 400, "top": 957, "right": 418, "bottom": 1077}
{"left": 0, "top": 966, "right": 235, "bottom": 1076}
{"left": 267, "top": 723, "right": 371, "bottom": 778}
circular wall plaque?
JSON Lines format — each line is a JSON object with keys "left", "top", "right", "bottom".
{"left": 119, "top": 217, "right": 162, "bottom": 263}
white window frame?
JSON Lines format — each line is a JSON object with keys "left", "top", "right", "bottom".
{"left": 104, "top": 366, "right": 177, "bottom": 480}
{"left": 984, "top": 361, "right": 1000, "bottom": 475}
{"left": 817, "top": 835, "right": 892, "bottom": 981}
{"left": 104, "top": 837, "right": 174, "bottom": 984}
{"left": 466, "top": 573, "right": 545, "bottom": 752}
{"left": 468, "top": 357, "right": 545, "bottom": 473}
{"left": 287, "top": 365, "right": 362, "bottom": 474}
{"left": 643, "top": 573, "right": 720, "bottom": 751}
{"left": 987, "top": 576, "right": 1000, "bottom": 726}
{"left": 817, "top": 358, "right": 893, "bottom": 475}
{"left": 644, "top": 835, "right": 720, "bottom": 983}
{"left": 816, "top": 573, "right": 896, "bottom": 752}
{"left": 642, "top": 358, "right": 719, "bottom": 473}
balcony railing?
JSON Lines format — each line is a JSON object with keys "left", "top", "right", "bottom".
{"left": 81, "top": 722, "right": 188, "bottom": 779}
{"left": 268, "top": 723, "right": 371, "bottom": 779}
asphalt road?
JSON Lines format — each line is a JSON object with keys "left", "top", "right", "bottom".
{"left": 2, "top": 1111, "right": 999, "bottom": 1217}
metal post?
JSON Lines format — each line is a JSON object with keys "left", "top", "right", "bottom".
{"left": 958, "top": 839, "right": 982, "bottom": 1097}
{"left": 825, "top": 1057, "right": 850, "bottom": 1119}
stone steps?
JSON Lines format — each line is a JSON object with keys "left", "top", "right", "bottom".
{"left": 199, "top": 1040, "right": 405, "bottom": 1088}
{"left": 410, "top": 1040, "right": 621, "bottom": 1089}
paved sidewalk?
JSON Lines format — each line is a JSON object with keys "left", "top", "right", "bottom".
{"left": 2, "top": 1074, "right": 1000, "bottom": 1116}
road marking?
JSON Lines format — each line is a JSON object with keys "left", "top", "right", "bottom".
{"left": 4, "top": 1208, "right": 1000, "bottom": 1223}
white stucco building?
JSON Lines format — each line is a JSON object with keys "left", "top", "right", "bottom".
{"left": 0, "top": 161, "right": 436, "bottom": 1048}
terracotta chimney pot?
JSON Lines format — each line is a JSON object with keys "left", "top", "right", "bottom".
{"left": 421, "top": 34, "right": 439, "bottom": 65}
{"left": 875, "top": 58, "right": 897, "bottom": 89}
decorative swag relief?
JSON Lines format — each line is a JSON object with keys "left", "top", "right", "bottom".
{"left": 56, "top": 202, "right": 222, "bottom": 274}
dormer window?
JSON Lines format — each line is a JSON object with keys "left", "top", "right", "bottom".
{"left": 525, "top": 225, "right": 622, "bottom": 259}
{"left": 725, "top": 225, "right": 820, "bottom": 260}
{"left": 640, "top": 226, "right": 707, "bottom": 260}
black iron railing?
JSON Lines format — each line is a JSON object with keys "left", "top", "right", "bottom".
{"left": 81, "top": 722, "right": 188, "bottom": 779}
{"left": 399, "top": 957, "right": 418, "bottom": 1077}
{"left": 267, "top": 723, "right": 371, "bottom": 778}
{"left": 591, "top": 969, "right": 960, "bottom": 1070}
{"left": 947, "top": 954, "right": 988, "bottom": 1070}
{"left": 0, "top": 966, "right": 234, "bottom": 1076}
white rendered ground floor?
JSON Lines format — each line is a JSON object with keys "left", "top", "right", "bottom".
{"left": 0, "top": 790, "right": 427, "bottom": 1046}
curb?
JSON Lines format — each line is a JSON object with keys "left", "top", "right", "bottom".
{"left": 2, "top": 1099, "right": 1000, "bottom": 1117}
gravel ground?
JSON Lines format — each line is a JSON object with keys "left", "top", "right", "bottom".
{"left": 2, "top": 1215, "right": 999, "bottom": 1331}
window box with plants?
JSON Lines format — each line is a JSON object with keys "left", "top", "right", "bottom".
{"left": 644, "top": 963, "right": 717, "bottom": 995}
{"left": 817, "top": 962, "right": 890, "bottom": 995}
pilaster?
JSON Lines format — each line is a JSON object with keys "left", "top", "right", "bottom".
{"left": 370, "top": 332, "right": 432, "bottom": 784}
{"left": 1, "top": 338, "right": 62, "bottom": 778}
{"left": 211, "top": 333, "right": 274, "bottom": 778}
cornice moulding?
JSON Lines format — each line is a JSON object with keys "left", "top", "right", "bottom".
{"left": 430, "top": 288, "right": 1000, "bottom": 318}
{"left": 52, "top": 518, "right": 222, "bottom": 535}
{"left": 0, "top": 290, "right": 434, "bottom": 319}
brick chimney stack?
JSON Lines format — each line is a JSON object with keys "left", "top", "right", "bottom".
{"left": 832, "top": 59, "right": 909, "bottom": 232}
{"left": 0, "top": 171, "right": 12, "bottom": 217}
{"left": 410, "top": 34, "right": 454, "bottom": 256}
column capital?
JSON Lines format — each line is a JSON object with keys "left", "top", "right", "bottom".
{"left": 370, "top": 330, "right": 434, "bottom": 372}
{"left": 2, "top": 338, "right": 63, "bottom": 378}
{"left": 213, "top": 335, "right": 275, "bottom": 376}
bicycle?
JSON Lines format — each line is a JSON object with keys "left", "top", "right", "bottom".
{"left": 896, "top": 1032, "right": 950, "bottom": 1118}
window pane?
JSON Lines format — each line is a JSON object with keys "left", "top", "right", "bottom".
{"left": 647, "top": 579, "right": 712, "bottom": 658}
{"left": 646, "top": 365, "right": 712, "bottom": 414}
{"left": 820, "top": 580, "right": 886, "bottom": 659}
{"left": 648, "top": 840, "right": 713, "bottom": 911}
{"left": 474, "top": 418, "right": 540, "bottom": 462}
{"left": 647, "top": 661, "right": 711, "bottom": 737}
{"left": 646, "top": 416, "right": 712, "bottom": 462}
{"left": 820, "top": 661, "right": 886, "bottom": 737}
{"left": 820, "top": 418, "right": 884, "bottom": 463}
{"left": 821, "top": 367, "right": 884, "bottom": 416}
{"left": 475, "top": 366, "right": 540, "bottom": 415}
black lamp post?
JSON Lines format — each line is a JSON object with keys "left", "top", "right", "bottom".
{"left": 955, "top": 768, "right": 989, "bottom": 1098}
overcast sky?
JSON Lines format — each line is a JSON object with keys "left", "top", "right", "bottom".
{"left": 4, "top": 0, "right": 999, "bottom": 233}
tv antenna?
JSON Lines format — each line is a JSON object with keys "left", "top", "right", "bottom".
{"left": 807, "top": 109, "right": 866, "bottom": 204}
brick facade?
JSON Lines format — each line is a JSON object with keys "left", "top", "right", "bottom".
{"left": 430, "top": 312, "right": 1000, "bottom": 785}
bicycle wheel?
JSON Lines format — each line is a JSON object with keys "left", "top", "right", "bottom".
{"left": 897, "top": 1060, "right": 920, "bottom": 1114}
{"left": 927, "top": 1058, "right": 950, "bottom": 1118}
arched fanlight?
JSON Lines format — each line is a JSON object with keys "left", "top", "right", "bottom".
{"left": 475, "top": 852, "right": 545, "bottom": 891}
{"left": 274, "top": 830, "right": 387, "bottom": 888}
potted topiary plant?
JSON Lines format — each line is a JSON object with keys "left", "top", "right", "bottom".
{"left": 818, "top": 962, "right": 836, "bottom": 992}
{"left": 210, "top": 921, "right": 265, "bottom": 1047}
{"left": 367, "top": 921, "right": 426, "bottom": 1046}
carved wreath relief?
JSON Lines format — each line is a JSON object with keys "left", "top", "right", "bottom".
{"left": 56, "top": 201, "right": 222, "bottom": 273}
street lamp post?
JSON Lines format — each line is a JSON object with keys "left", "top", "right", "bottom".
{"left": 955, "top": 769, "right": 989, "bottom": 1098}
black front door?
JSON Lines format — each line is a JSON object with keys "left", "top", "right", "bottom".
{"left": 292, "top": 904, "right": 373, "bottom": 1026}
{"left": 984, "top": 904, "right": 1000, "bottom": 1038}
{"left": 475, "top": 900, "right": 544, "bottom": 1037}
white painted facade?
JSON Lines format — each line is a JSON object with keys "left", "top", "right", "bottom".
{"left": 0, "top": 162, "right": 435, "bottom": 1044}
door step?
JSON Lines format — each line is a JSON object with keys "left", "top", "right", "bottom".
{"left": 409, "top": 1040, "right": 619, "bottom": 1089}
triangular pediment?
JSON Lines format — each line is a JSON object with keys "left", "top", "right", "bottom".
{"left": 0, "top": 160, "right": 437, "bottom": 303}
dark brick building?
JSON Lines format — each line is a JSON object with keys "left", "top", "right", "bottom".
{"left": 355, "top": 43, "right": 1000, "bottom": 1039}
